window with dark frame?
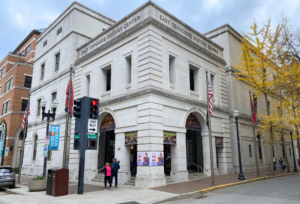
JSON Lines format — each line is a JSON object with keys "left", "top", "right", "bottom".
{"left": 57, "top": 27, "right": 62, "bottom": 35}
{"left": 0, "top": 67, "right": 3, "bottom": 78}
{"left": 43, "top": 40, "right": 47, "bottom": 47}
{"left": 267, "top": 101, "right": 271, "bottom": 115}
{"left": 0, "top": 87, "right": 2, "bottom": 95}
{"left": 9, "top": 78, "right": 13, "bottom": 89}
{"left": 33, "top": 136, "right": 37, "bottom": 161}
{"left": 2, "top": 100, "right": 10, "bottom": 115}
{"left": 24, "top": 76, "right": 32, "bottom": 88}
{"left": 2, "top": 68, "right": 4, "bottom": 77}
{"left": 249, "top": 145, "right": 252, "bottom": 157}
{"left": 41, "top": 64, "right": 45, "bottom": 80}
{"left": 189, "top": 69, "right": 195, "bottom": 91}
{"left": 5, "top": 80, "right": 9, "bottom": 92}
{"left": 55, "top": 53, "right": 60, "bottom": 71}
{"left": 21, "top": 99, "right": 28, "bottom": 111}
{"left": 37, "top": 99, "right": 41, "bottom": 116}
{"left": 106, "top": 69, "right": 111, "bottom": 91}
{"left": 25, "top": 44, "right": 31, "bottom": 56}
{"left": 257, "top": 135, "right": 263, "bottom": 159}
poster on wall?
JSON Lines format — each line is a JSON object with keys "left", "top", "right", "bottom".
{"left": 0, "top": 142, "right": 3, "bottom": 157}
{"left": 125, "top": 132, "right": 137, "bottom": 145}
{"left": 150, "top": 152, "right": 164, "bottom": 166}
{"left": 0, "top": 123, "right": 6, "bottom": 158}
{"left": 163, "top": 132, "right": 176, "bottom": 144}
{"left": 137, "top": 152, "right": 150, "bottom": 166}
{"left": 215, "top": 137, "right": 223, "bottom": 147}
{"left": 49, "top": 125, "right": 60, "bottom": 150}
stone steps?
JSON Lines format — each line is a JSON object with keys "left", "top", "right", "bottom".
{"left": 124, "top": 177, "right": 135, "bottom": 186}
{"left": 188, "top": 173, "right": 206, "bottom": 181}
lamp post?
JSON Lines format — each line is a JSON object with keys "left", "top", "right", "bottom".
{"left": 41, "top": 97, "right": 58, "bottom": 177}
{"left": 290, "top": 132, "right": 298, "bottom": 172}
{"left": 233, "top": 108, "right": 245, "bottom": 180}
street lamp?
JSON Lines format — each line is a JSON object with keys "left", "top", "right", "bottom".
{"left": 290, "top": 132, "right": 298, "bottom": 172}
{"left": 233, "top": 108, "right": 245, "bottom": 180}
{"left": 41, "top": 97, "right": 58, "bottom": 177}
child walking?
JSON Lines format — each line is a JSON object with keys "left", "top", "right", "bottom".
{"left": 104, "top": 162, "right": 113, "bottom": 190}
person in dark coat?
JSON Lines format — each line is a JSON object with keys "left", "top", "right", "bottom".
{"left": 111, "top": 158, "right": 120, "bottom": 188}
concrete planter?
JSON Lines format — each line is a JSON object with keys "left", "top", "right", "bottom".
{"left": 28, "top": 180, "right": 47, "bottom": 192}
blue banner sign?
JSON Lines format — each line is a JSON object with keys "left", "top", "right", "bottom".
{"left": 49, "top": 125, "right": 60, "bottom": 150}
{"left": 0, "top": 141, "right": 3, "bottom": 157}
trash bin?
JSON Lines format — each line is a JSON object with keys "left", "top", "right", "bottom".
{"left": 46, "top": 169, "right": 54, "bottom": 195}
{"left": 52, "top": 168, "right": 69, "bottom": 196}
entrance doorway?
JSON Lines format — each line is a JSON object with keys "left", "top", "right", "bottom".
{"left": 130, "top": 144, "right": 137, "bottom": 176}
{"left": 164, "top": 144, "right": 171, "bottom": 175}
{"left": 185, "top": 113, "right": 203, "bottom": 172}
{"left": 98, "top": 114, "right": 115, "bottom": 169}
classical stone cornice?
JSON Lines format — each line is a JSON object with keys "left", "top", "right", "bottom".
{"left": 75, "top": 17, "right": 226, "bottom": 66}
{"left": 99, "top": 85, "right": 229, "bottom": 114}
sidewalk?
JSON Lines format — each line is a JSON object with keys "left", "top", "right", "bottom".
{"left": 152, "top": 169, "right": 300, "bottom": 194}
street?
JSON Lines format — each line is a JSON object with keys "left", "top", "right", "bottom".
{"left": 166, "top": 174, "right": 300, "bottom": 204}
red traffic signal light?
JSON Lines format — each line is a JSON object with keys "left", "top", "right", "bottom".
{"left": 92, "top": 100, "right": 98, "bottom": 106}
{"left": 90, "top": 99, "right": 99, "bottom": 119}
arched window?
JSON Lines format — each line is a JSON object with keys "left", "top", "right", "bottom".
{"left": 32, "top": 135, "right": 37, "bottom": 161}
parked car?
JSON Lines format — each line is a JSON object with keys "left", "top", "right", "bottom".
{"left": 0, "top": 166, "right": 15, "bottom": 188}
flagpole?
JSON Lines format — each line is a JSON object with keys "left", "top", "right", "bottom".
{"left": 249, "top": 89, "right": 259, "bottom": 177}
{"left": 62, "top": 64, "right": 73, "bottom": 169}
{"left": 18, "top": 95, "right": 30, "bottom": 184}
{"left": 206, "top": 68, "right": 215, "bottom": 186}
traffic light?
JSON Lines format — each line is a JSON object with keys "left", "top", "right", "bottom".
{"left": 90, "top": 98, "right": 99, "bottom": 119}
{"left": 73, "top": 99, "right": 81, "bottom": 118}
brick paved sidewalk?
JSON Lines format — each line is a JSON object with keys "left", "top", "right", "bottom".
{"left": 152, "top": 169, "right": 298, "bottom": 194}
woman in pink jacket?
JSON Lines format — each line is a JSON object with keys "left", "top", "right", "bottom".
{"left": 104, "top": 162, "right": 113, "bottom": 190}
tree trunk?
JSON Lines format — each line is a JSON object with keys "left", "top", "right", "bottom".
{"left": 265, "top": 94, "right": 274, "bottom": 176}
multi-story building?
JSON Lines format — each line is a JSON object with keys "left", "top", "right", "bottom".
{"left": 22, "top": 2, "right": 115, "bottom": 176}
{"left": 22, "top": 1, "right": 298, "bottom": 188}
{"left": 0, "top": 29, "right": 44, "bottom": 167}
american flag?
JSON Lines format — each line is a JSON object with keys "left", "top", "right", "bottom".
{"left": 21, "top": 103, "right": 30, "bottom": 130}
{"left": 208, "top": 80, "right": 213, "bottom": 117}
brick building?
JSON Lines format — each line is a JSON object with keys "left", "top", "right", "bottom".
{"left": 0, "top": 29, "right": 44, "bottom": 167}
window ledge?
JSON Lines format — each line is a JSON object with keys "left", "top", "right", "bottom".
{"left": 101, "top": 91, "right": 111, "bottom": 101}
{"left": 126, "top": 84, "right": 131, "bottom": 92}
{"left": 190, "top": 90, "right": 200, "bottom": 100}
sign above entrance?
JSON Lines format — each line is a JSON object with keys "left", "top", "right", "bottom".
{"left": 100, "top": 114, "right": 115, "bottom": 131}
{"left": 163, "top": 132, "right": 176, "bottom": 144}
{"left": 215, "top": 137, "right": 223, "bottom": 147}
{"left": 186, "top": 113, "right": 201, "bottom": 131}
{"left": 88, "top": 119, "right": 98, "bottom": 133}
{"left": 125, "top": 132, "right": 137, "bottom": 145}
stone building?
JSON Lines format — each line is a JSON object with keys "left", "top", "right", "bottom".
{"left": 22, "top": 1, "right": 298, "bottom": 188}
{"left": 0, "top": 29, "right": 43, "bottom": 167}
{"left": 204, "top": 24, "right": 295, "bottom": 173}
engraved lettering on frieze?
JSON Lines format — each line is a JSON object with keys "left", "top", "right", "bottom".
{"left": 124, "top": 16, "right": 140, "bottom": 29}
{"left": 193, "top": 36, "right": 207, "bottom": 48}
{"left": 171, "top": 22, "right": 192, "bottom": 39}
{"left": 208, "top": 45, "right": 218, "bottom": 54}
{"left": 160, "top": 15, "right": 170, "bottom": 24}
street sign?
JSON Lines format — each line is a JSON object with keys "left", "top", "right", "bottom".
{"left": 75, "top": 134, "right": 80, "bottom": 139}
{"left": 87, "top": 119, "right": 97, "bottom": 133}
{"left": 43, "top": 145, "right": 48, "bottom": 157}
{"left": 87, "top": 134, "right": 97, "bottom": 140}
{"left": 4, "top": 147, "right": 9, "bottom": 156}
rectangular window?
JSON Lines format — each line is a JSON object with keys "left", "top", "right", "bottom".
{"left": 169, "top": 55, "right": 175, "bottom": 84}
{"left": 24, "top": 76, "right": 32, "bottom": 88}
{"left": 257, "top": 135, "right": 262, "bottom": 159}
{"left": 47, "top": 150, "right": 52, "bottom": 161}
{"left": 51, "top": 92, "right": 57, "bottom": 112}
{"left": 0, "top": 67, "right": 3, "bottom": 78}
{"left": 41, "top": 64, "right": 45, "bottom": 80}
{"left": 5, "top": 80, "right": 9, "bottom": 92}
{"left": 55, "top": 53, "right": 60, "bottom": 71}
{"left": 106, "top": 69, "right": 111, "bottom": 91}
{"left": 289, "top": 148, "right": 291, "bottom": 157}
{"left": 189, "top": 69, "right": 195, "bottom": 91}
{"left": 125, "top": 55, "right": 132, "bottom": 84}
{"left": 37, "top": 99, "right": 41, "bottom": 116}
{"left": 2, "top": 100, "right": 10, "bottom": 115}
{"left": 25, "top": 44, "right": 31, "bottom": 56}
{"left": 86, "top": 75, "right": 90, "bottom": 97}
{"left": 9, "top": 78, "right": 13, "bottom": 90}
{"left": 21, "top": 99, "right": 28, "bottom": 111}
{"left": 267, "top": 101, "right": 270, "bottom": 115}
{"left": 0, "top": 87, "right": 2, "bottom": 95}
{"left": 249, "top": 145, "right": 252, "bottom": 157}
{"left": 210, "top": 74, "right": 215, "bottom": 95}
{"left": 57, "top": 27, "right": 62, "bottom": 35}
{"left": 2, "top": 68, "right": 4, "bottom": 77}
{"left": 43, "top": 40, "right": 47, "bottom": 47}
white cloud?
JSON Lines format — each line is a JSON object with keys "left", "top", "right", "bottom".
{"left": 204, "top": 0, "right": 219, "bottom": 9}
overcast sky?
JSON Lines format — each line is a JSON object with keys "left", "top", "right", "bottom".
{"left": 0, "top": 0, "right": 299, "bottom": 58}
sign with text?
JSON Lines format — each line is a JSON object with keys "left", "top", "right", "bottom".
{"left": 163, "top": 132, "right": 176, "bottom": 144}
{"left": 4, "top": 147, "right": 9, "bottom": 156}
{"left": 125, "top": 132, "right": 137, "bottom": 145}
{"left": 87, "top": 134, "right": 97, "bottom": 140}
{"left": 88, "top": 119, "right": 98, "bottom": 133}
{"left": 75, "top": 134, "right": 80, "bottom": 139}
{"left": 43, "top": 145, "right": 48, "bottom": 157}
{"left": 215, "top": 137, "right": 223, "bottom": 147}
{"left": 137, "top": 152, "right": 150, "bottom": 166}
{"left": 49, "top": 125, "right": 60, "bottom": 150}
{"left": 150, "top": 152, "right": 164, "bottom": 166}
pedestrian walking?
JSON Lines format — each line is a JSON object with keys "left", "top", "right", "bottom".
{"left": 130, "top": 152, "right": 134, "bottom": 172}
{"left": 279, "top": 157, "right": 284, "bottom": 172}
{"left": 104, "top": 162, "right": 113, "bottom": 190}
{"left": 273, "top": 157, "right": 277, "bottom": 171}
{"left": 112, "top": 158, "right": 120, "bottom": 188}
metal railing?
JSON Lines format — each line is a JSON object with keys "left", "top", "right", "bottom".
{"left": 188, "top": 162, "right": 203, "bottom": 174}
{"left": 8, "top": 52, "right": 24, "bottom": 57}
{"left": 98, "top": 166, "right": 105, "bottom": 174}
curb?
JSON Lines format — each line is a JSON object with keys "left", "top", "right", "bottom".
{"left": 155, "top": 191, "right": 201, "bottom": 204}
{"left": 199, "top": 172, "right": 300, "bottom": 195}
